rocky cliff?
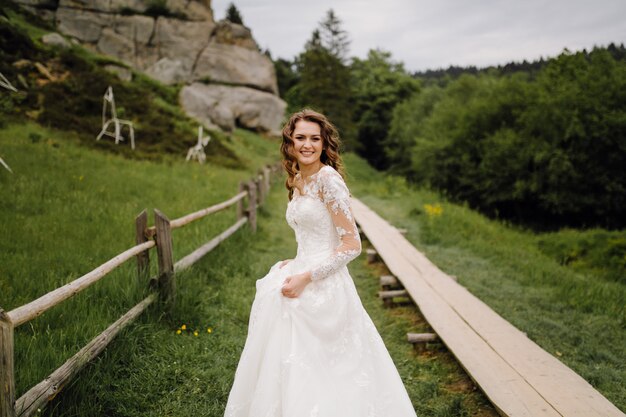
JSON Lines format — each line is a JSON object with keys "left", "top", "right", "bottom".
{"left": 14, "top": 0, "right": 286, "bottom": 134}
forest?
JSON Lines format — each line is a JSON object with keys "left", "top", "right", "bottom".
{"left": 274, "top": 10, "right": 626, "bottom": 231}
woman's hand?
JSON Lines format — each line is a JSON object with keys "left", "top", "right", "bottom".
{"left": 279, "top": 259, "right": 293, "bottom": 269}
{"left": 281, "top": 271, "right": 312, "bottom": 298}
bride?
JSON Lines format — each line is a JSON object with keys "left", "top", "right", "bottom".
{"left": 224, "top": 109, "right": 418, "bottom": 417}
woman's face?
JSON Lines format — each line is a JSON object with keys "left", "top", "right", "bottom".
{"left": 292, "top": 120, "right": 324, "bottom": 168}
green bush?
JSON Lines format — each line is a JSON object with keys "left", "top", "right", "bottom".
{"left": 387, "top": 48, "right": 626, "bottom": 230}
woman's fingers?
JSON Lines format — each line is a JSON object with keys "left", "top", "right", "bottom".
{"left": 281, "top": 283, "right": 299, "bottom": 298}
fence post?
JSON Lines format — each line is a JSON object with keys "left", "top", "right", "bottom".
{"left": 135, "top": 209, "right": 149, "bottom": 283}
{"left": 246, "top": 180, "right": 257, "bottom": 233}
{"left": 236, "top": 181, "right": 245, "bottom": 220}
{"left": 154, "top": 209, "right": 175, "bottom": 306}
{"left": 263, "top": 166, "right": 271, "bottom": 194}
{"left": 0, "top": 309, "right": 15, "bottom": 417}
{"left": 256, "top": 171, "right": 264, "bottom": 206}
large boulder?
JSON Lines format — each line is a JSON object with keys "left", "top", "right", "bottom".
{"left": 60, "top": 0, "right": 112, "bottom": 8}
{"left": 212, "top": 20, "right": 258, "bottom": 50}
{"left": 58, "top": 0, "right": 213, "bottom": 21}
{"left": 146, "top": 57, "right": 187, "bottom": 84}
{"left": 180, "top": 83, "right": 286, "bottom": 134}
{"left": 193, "top": 43, "right": 278, "bottom": 94}
{"left": 97, "top": 28, "right": 135, "bottom": 65}
{"left": 41, "top": 32, "right": 71, "bottom": 49}
{"left": 112, "top": 14, "right": 154, "bottom": 46}
{"left": 154, "top": 16, "right": 214, "bottom": 73}
{"left": 16, "top": 0, "right": 286, "bottom": 135}
{"left": 164, "top": 0, "right": 213, "bottom": 22}
{"left": 55, "top": 7, "right": 112, "bottom": 42}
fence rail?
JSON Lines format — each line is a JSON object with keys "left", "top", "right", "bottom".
{"left": 0, "top": 162, "right": 282, "bottom": 417}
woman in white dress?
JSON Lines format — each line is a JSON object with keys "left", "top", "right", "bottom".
{"left": 224, "top": 109, "right": 418, "bottom": 417}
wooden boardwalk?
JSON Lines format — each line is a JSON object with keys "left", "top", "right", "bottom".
{"left": 351, "top": 198, "right": 625, "bottom": 417}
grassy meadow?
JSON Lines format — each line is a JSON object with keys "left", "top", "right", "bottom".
{"left": 0, "top": 123, "right": 499, "bottom": 416}
{"left": 342, "top": 153, "right": 626, "bottom": 412}
{"left": 2, "top": 120, "right": 624, "bottom": 415}
{"left": 0, "top": 121, "right": 279, "bottom": 398}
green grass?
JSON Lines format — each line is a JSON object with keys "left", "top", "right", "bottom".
{"left": 1, "top": 122, "right": 499, "bottom": 415}
{"left": 343, "top": 153, "right": 626, "bottom": 412}
{"left": 0, "top": 121, "right": 280, "bottom": 399}
{"left": 27, "top": 161, "right": 495, "bottom": 417}
{"left": 2, "top": 119, "right": 624, "bottom": 414}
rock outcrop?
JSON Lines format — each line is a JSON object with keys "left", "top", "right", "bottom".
{"left": 13, "top": 0, "right": 286, "bottom": 134}
{"left": 181, "top": 83, "right": 286, "bottom": 135}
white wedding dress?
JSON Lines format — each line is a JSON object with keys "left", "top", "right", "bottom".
{"left": 224, "top": 165, "right": 417, "bottom": 417}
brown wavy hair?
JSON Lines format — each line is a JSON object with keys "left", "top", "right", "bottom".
{"left": 280, "top": 109, "right": 345, "bottom": 200}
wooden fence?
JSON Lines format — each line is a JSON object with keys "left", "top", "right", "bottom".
{"left": 0, "top": 162, "right": 282, "bottom": 417}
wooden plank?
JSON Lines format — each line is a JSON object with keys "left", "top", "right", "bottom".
{"left": 389, "top": 222, "right": 625, "bottom": 417}
{"left": 8, "top": 240, "right": 155, "bottom": 327}
{"left": 169, "top": 191, "right": 247, "bottom": 230}
{"left": 154, "top": 209, "right": 175, "bottom": 305}
{"left": 14, "top": 294, "right": 157, "bottom": 417}
{"left": 352, "top": 199, "right": 560, "bottom": 417}
{"left": 0, "top": 309, "right": 15, "bottom": 417}
{"left": 135, "top": 209, "right": 150, "bottom": 281}
{"left": 143, "top": 191, "right": 247, "bottom": 237}
{"left": 174, "top": 217, "right": 247, "bottom": 272}
{"left": 353, "top": 198, "right": 625, "bottom": 417}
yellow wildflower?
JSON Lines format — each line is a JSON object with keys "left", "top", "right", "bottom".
{"left": 207, "top": 327, "right": 213, "bottom": 334}
{"left": 176, "top": 329, "right": 182, "bottom": 335}
{"left": 193, "top": 330, "right": 199, "bottom": 337}
{"left": 181, "top": 324, "right": 187, "bottom": 330}
{"left": 424, "top": 203, "right": 443, "bottom": 217}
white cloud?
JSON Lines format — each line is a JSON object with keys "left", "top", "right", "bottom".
{"left": 211, "top": 0, "right": 626, "bottom": 71}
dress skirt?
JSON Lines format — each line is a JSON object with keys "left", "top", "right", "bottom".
{"left": 224, "top": 253, "right": 418, "bottom": 417}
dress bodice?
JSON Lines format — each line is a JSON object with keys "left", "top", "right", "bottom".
{"left": 284, "top": 165, "right": 362, "bottom": 281}
{"left": 286, "top": 191, "right": 339, "bottom": 260}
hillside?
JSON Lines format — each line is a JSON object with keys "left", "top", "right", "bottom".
{"left": 0, "top": 3, "right": 245, "bottom": 164}
{"left": 0, "top": 122, "right": 501, "bottom": 415}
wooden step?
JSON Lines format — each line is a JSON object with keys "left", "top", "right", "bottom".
{"left": 407, "top": 332, "right": 439, "bottom": 344}
{"left": 365, "top": 248, "right": 378, "bottom": 263}
{"left": 380, "top": 274, "right": 402, "bottom": 288}
{"left": 378, "top": 289, "right": 409, "bottom": 299}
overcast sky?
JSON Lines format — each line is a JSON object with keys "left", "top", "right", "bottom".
{"left": 212, "top": 0, "right": 626, "bottom": 72}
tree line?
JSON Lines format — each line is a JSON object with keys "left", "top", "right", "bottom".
{"left": 387, "top": 47, "right": 626, "bottom": 230}
{"left": 274, "top": 10, "right": 625, "bottom": 230}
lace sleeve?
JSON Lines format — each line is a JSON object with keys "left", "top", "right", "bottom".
{"left": 309, "top": 168, "right": 362, "bottom": 281}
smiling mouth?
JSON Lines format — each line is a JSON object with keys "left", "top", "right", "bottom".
{"left": 300, "top": 151, "right": 314, "bottom": 156}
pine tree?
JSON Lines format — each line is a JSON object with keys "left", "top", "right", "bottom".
{"left": 319, "top": 9, "right": 350, "bottom": 63}
{"left": 297, "top": 24, "right": 354, "bottom": 149}
{"left": 226, "top": 3, "right": 243, "bottom": 25}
